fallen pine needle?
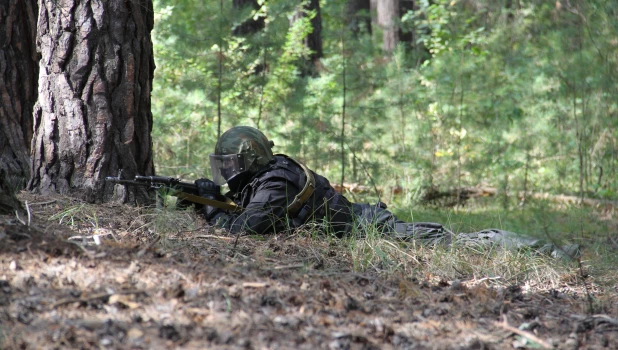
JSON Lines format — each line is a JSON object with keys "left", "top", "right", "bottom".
{"left": 29, "top": 199, "right": 58, "bottom": 206}
{"left": 136, "top": 234, "right": 161, "bottom": 257}
{"left": 194, "top": 235, "right": 235, "bottom": 241}
{"left": 52, "top": 289, "right": 146, "bottom": 309}
{"left": 476, "top": 276, "right": 503, "bottom": 283}
{"left": 495, "top": 316, "right": 553, "bottom": 349}
{"left": 274, "top": 264, "right": 305, "bottom": 270}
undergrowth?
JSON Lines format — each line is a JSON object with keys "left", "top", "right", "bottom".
{"left": 341, "top": 223, "right": 571, "bottom": 290}
{"left": 37, "top": 192, "right": 617, "bottom": 294}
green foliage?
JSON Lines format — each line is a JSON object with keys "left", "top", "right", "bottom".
{"left": 151, "top": 0, "right": 618, "bottom": 204}
{"left": 149, "top": 0, "right": 618, "bottom": 285}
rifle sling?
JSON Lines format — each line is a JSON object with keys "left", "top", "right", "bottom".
{"left": 177, "top": 156, "right": 314, "bottom": 217}
{"left": 285, "top": 157, "right": 316, "bottom": 218}
{"left": 174, "top": 192, "right": 241, "bottom": 213}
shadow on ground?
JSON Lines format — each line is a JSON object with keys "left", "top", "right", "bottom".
{"left": 0, "top": 193, "right": 616, "bottom": 349}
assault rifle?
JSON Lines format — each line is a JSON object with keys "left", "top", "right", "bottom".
{"left": 105, "top": 174, "right": 240, "bottom": 212}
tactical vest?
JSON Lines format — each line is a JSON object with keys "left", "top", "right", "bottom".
{"left": 244, "top": 155, "right": 354, "bottom": 235}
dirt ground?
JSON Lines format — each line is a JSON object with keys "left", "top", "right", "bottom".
{"left": 1, "top": 193, "right": 617, "bottom": 349}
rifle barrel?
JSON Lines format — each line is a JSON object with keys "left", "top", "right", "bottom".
{"left": 105, "top": 175, "right": 235, "bottom": 211}
{"left": 105, "top": 177, "right": 147, "bottom": 186}
{"left": 134, "top": 175, "right": 196, "bottom": 189}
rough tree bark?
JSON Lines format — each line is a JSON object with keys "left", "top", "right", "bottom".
{"left": 29, "top": 0, "right": 155, "bottom": 203}
{"left": 376, "top": 0, "right": 399, "bottom": 52}
{"left": 0, "top": 0, "right": 38, "bottom": 188}
{"left": 0, "top": 168, "right": 23, "bottom": 215}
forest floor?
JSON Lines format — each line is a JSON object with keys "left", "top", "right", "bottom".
{"left": 1, "top": 193, "right": 617, "bottom": 349}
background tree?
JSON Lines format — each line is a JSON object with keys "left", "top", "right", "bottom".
{"left": 29, "top": 0, "right": 155, "bottom": 203}
{"left": 346, "top": 0, "right": 372, "bottom": 36}
{"left": 233, "top": 0, "right": 265, "bottom": 36}
{"left": 376, "top": 0, "right": 399, "bottom": 52}
{"left": 151, "top": 0, "right": 618, "bottom": 206}
{"left": 0, "top": 0, "right": 38, "bottom": 189}
{"left": 290, "top": 0, "right": 323, "bottom": 76}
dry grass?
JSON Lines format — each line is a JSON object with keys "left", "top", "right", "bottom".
{"left": 341, "top": 227, "right": 575, "bottom": 293}
{"left": 25, "top": 192, "right": 591, "bottom": 293}
{"left": 1, "top": 192, "right": 616, "bottom": 349}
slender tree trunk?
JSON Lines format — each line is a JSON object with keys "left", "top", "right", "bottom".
{"left": 456, "top": 51, "right": 465, "bottom": 206}
{"left": 503, "top": 173, "right": 509, "bottom": 210}
{"left": 29, "top": 0, "right": 155, "bottom": 204}
{"left": 217, "top": 0, "right": 223, "bottom": 138}
{"left": 291, "top": 0, "right": 323, "bottom": 76}
{"left": 0, "top": 0, "right": 38, "bottom": 188}
{"left": 611, "top": 136, "right": 616, "bottom": 191}
{"left": 346, "top": 0, "right": 372, "bottom": 36}
{"left": 255, "top": 4, "right": 268, "bottom": 128}
{"left": 370, "top": 0, "right": 378, "bottom": 33}
{"left": 397, "top": 58, "right": 406, "bottom": 153}
{"left": 376, "top": 0, "right": 399, "bottom": 52}
{"left": 505, "top": 0, "right": 515, "bottom": 23}
{"left": 455, "top": 129, "right": 462, "bottom": 206}
{"left": 340, "top": 32, "right": 347, "bottom": 187}
{"left": 305, "top": 0, "right": 323, "bottom": 62}
{"left": 429, "top": 127, "right": 436, "bottom": 189}
{"left": 522, "top": 149, "right": 530, "bottom": 209}
{"left": 398, "top": 0, "right": 414, "bottom": 44}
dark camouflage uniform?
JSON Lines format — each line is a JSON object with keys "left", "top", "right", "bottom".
{"left": 201, "top": 154, "right": 451, "bottom": 245}
{"left": 200, "top": 127, "right": 578, "bottom": 257}
{"left": 202, "top": 155, "right": 355, "bottom": 235}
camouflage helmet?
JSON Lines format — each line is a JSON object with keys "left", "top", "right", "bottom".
{"left": 210, "top": 126, "right": 275, "bottom": 185}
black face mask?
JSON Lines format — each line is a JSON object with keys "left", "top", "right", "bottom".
{"left": 221, "top": 166, "right": 237, "bottom": 182}
{"left": 226, "top": 172, "right": 253, "bottom": 193}
{"left": 225, "top": 157, "right": 274, "bottom": 193}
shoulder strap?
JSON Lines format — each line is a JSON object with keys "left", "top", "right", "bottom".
{"left": 274, "top": 155, "right": 316, "bottom": 217}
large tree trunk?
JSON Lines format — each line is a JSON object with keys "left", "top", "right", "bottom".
{"left": 0, "top": 168, "right": 22, "bottom": 215}
{"left": 0, "top": 0, "right": 38, "bottom": 189}
{"left": 376, "top": 0, "right": 399, "bottom": 52}
{"left": 29, "top": 0, "right": 155, "bottom": 204}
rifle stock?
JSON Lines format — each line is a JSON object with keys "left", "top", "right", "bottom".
{"left": 105, "top": 175, "right": 240, "bottom": 213}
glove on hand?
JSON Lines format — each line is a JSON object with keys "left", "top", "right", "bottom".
{"left": 195, "top": 178, "right": 221, "bottom": 198}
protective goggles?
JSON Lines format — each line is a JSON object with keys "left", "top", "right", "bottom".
{"left": 209, "top": 153, "right": 253, "bottom": 185}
